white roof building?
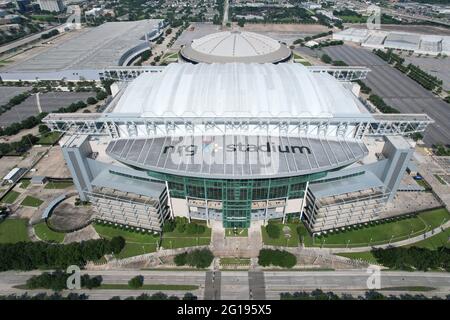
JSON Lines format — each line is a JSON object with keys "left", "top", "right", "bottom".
{"left": 112, "top": 63, "right": 366, "bottom": 118}
{"left": 180, "top": 31, "right": 291, "bottom": 64}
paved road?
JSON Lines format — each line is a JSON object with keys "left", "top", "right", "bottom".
{"left": 322, "top": 45, "right": 450, "bottom": 146}
{"left": 0, "top": 270, "right": 449, "bottom": 300}
{"left": 204, "top": 271, "right": 221, "bottom": 300}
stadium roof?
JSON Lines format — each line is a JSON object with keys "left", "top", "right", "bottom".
{"left": 106, "top": 135, "right": 368, "bottom": 179}
{"left": 180, "top": 31, "right": 291, "bottom": 63}
{"left": 112, "top": 63, "right": 366, "bottom": 118}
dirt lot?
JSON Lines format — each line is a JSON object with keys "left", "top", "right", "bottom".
{"left": 49, "top": 196, "right": 95, "bottom": 231}
{"left": 25, "top": 145, "right": 71, "bottom": 178}
{"left": 241, "top": 23, "right": 330, "bottom": 33}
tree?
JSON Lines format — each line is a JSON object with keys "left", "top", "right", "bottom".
{"left": 174, "top": 252, "right": 187, "bottom": 266}
{"left": 95, "top": 90, "right": 108, "bottom": 101}
{"left": 258, "top": 249, "right": 297, "bottom": 268}
{"left": 38, "top": 124, "right": 50, "bottom": 134}
{"left": 321, "top": 54, "right": 332, "bottom": 64}
{"left": 266, "top": 223, "right": 280, "bottom": 239}
{"left": 86, "top": 97, "right": 97, "bottom": 105}
{"left": 109, "top": 236, "right": 125, "bottom": 254}
{"left": 128, "top": 275, "right": 144, "bottom": 289}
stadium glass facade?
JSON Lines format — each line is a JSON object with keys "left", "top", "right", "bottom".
{"left": 148, "top": 171, "right": 326, "bottom": 228}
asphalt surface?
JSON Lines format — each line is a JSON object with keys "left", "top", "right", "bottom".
{"left": 0, "top": 91, "right": 93, "bottom": 126}
{"left": 0, "top": 270, "right": 449, "bottom": 300}
{"left": 204, "top": 271, "right": 221, "bottom": 300}
{"left": 320, "top": 45, "right": 450, "bottom": 146}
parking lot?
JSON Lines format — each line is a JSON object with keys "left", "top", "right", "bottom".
{"left": 0, "top": 91, "right": 93, "bottom": 126}
{"left": 320, "top": 45, "right": 450, "bottom": 146}
{"left": 0, "top": 86, "right": 30, "bottom": 106}
{"left": 403, "top": 56, "right": 450, "bottom": 91}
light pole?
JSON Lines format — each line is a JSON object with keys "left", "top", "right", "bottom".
{"left": 388, "top": 234, "right": 394, "bottom": 244}
{"left": 346, "top": 239, "right": 350, "bottom": 249}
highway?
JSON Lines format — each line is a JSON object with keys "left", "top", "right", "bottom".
{"left": 0, "top": 270, "right": 449, "bottom": 300}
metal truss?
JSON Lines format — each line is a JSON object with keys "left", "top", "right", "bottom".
{"left": 99, "top": 65, "right": 371, "bottom": 82}
{"left": 43, "top": 113, "right": 433, "bottom": 139}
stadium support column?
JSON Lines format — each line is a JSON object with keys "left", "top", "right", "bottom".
{"left": 165, "top": 181, "right": 174, "bottom": 220}
{"left": 61, "top": 135, "right": 94, "bottom": 201}
{"left": 300, "top": 181, "right": 310, "bottom": 221}
{"left": 380, "top": 136, "right": 414, "bottom": 202}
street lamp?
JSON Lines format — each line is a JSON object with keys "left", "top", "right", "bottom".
{"left": 346, "top": 239, "right": 350, "bottom": 249}
{"left": 389, "top": 234, "right": 394, "bottom": 244}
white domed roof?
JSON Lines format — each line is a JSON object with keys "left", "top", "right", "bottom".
{"left": 181, "top": 31, "right": 291, "bottom": 64}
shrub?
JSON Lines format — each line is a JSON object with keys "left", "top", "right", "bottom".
{"left": 81, "top": 275, "right": 103, "bottom": 289}
{"left": 186, "top": 223, "right": 198, "bottom": 235}
{"left": 128, "top": 275, "right": 144, "bottom": 289}
{"left": 176, "top": 223, "right": 187, "bottom": 233}
{"left": 162, "top": 220, "right": 176, "bottom": 232}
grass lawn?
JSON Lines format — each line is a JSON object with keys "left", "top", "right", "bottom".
{"left": 116, "top": 243, "right": 158, "bottom": 259}
{"left": 1, "top": 190, "right": 20, "bottom": 204}
{"left": 336, "top": 252, "right": 378, "bottom": 264}
{"left": 93, "top": 223, "right": 159, "bottom": 258}
{"left": 405, "top": 227, "right": 450, "bottom": 250}
{"left": 19, "top": 180, "right": 31, "bottom": 189}
{"left": 44, "top": 181, "right": 73, "bottom": 189}
{"left": 37, "top": 132, "right": 62, "bottom": 145}
{"left": 312, "top": 208, "right": 450, "bottom": 248}
{"left": 225, "top": 228, "right": 248, "bottom": 237}
{"left": 220, "top": 257, "right": 251, "bottom": 265}
{"left": 99, "top": 284, "right": 198, "bottom": 291}
{"left": 261, "top": 222, "right": 301, "bottom": 247}
{"left": 0, "top": 219, "right": 30, "bottom": 243}
{"left": 337, "top": 226, "right": 450, "bottom": 264}
{"left": 20, "top": 196, "right": 44, "bottom": 207}
{"left": 161, "top": 221, "right": 211, "bottom": 249}
{"left": 34, "top": 222, "right": 64, "bottom": 243}
{"left": 433, "top": 174, "right": 447, "bottom": 185}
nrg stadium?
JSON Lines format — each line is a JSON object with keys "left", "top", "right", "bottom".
{"left": 43, "top": 31, "right": 433, "bottom": 235}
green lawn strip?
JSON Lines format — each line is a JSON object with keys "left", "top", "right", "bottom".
{"left": 19, "top": 180, "right": 31, "bottom": 189}
{"left": 336, "top": 252, "right": 378, "bottom": 264}
{"left": 313, "top": 209, "right": 450, "bottom": 248}
{"left": 261, "top": 222, "right": 300, "bottom": 247}
{"left": 44, "top": 181, "right": 73, "bottom": 189}
{"left": 225, "top": 228, "right": 248, "bottom": 237}
{"left": 93, "top": 223, "right": 159, "bottom": 258}
{"left": 98, "top": 284, "right": 198, "bottom": 290}
{"left": 379, "top": 286, "right": 436, "bottom": 292}
{"left": 37, "top": 132, "right": 62, "bottom": 145}
{"left": 337, "top": 227, "right": 450, "bottom": 264}
{"left": 33, "top": 222, "right": 64, "bottom": 243}
{"left": 160, "top": 236, "right": 210, "bottom": 249}
{"left": 116, "top": 243, "right": 158, "bottom": 259}
{"left": 1, "top": 190, "right": 21, "bottom": 204}
{"left": 93, "top": 223, "right": 159, "bottom": 243}
{"left": 0, "top": 219, "right": 30, "bottom": 243}
{"left": 20, "top": 195, "right": 44, "bottom": 207}
{"left": 220, "top": 257, "right": 251, "bottom": 265}
{"left": 433, "top": 174, "right": 447, "bottom": 185}
{"left": 405, "top": 227, "right": 450, "bottom": 250}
